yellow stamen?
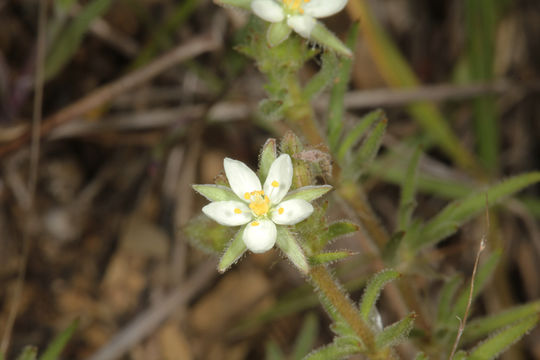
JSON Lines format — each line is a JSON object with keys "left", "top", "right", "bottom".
{"left": 251, "top": 221, "right": 260, "bottom": 226}
{"left": 234, "top": 208, "right": 242, "bottom": 214}
{"left": 271, "top": 180, "right": 279, "bottom": 188}
{"left": 278, "top": 207, "right": 284, "bottom": 215}
{"left": 244, "top": 192, "right": 251, "bottom": 200}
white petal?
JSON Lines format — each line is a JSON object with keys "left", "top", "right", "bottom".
{"left": 202, "top": 201, "right": 252, "bottom": 226}
{"left": 263, "top": 154, "right": 293, "bottom": 204}
{"left": 243, "top": 219, "right": 277, "bottom": 253}
{"left": 271, "top": 199, "right": 313, "bottom": 225}
{"left": 287, "top": 15, "right": 316, "bottom": 38}
{"left": 251, "top": 0, "right": 285, "bottom": 23}
{"left": 303, "top": 0, "right": 347, "bottom": 18}
{"left": 224, "top": 158, "right": 262, "bottom": 201}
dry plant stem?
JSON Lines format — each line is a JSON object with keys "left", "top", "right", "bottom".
{"left": 0, "top": 34, "right": 220, "bottom": 158}
{"left": 448, "top": 199, "right": 489, "bottom": 359}
{"left": 0, "top": 2, "right": 47, "bottom": 354}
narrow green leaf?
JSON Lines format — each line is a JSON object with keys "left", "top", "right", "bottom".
{"left": 337, "top": 109, "right": 384, "bottom": 162}
{"left": 452, "top": 251, "right": 501, "bottom": 321}
{"left": 283, "top": 185, "right": 333, "bottom": 202}
{"left": 468, "top": 316, "right": 539, "bottom": 360}
{"left": 303, "top": 52, "right": 339, "bottom": 100}
{"left": 218, "top": 227, "right": 247, "bottom": 273}
{"left": 413, "top": 172, "right": 540, "bottom": 250}
{"left": 40, "top": 319, "right": 78, "bottom": 360}
{"left": 382, "top": 230, "right": 405, "bottom": 264}
{"left": 265, "top": 340, "right": 285, "bottom": 360}
{"left": 276, "top": 227, "right": 309, "bottom": 274}
{"left": 16, "top": 347, "right": 37, "bottom": 360}
{"left": 375, "top": 312, "right": 416, "bottom": 349}
{"left": 309, "top": 251, "right": 354, "bottom": 266}
{"left": 258, "top": 138, "right": 278, "bottom": 180}
{"left": 304, "top": 341, "right": 359, "bottom": 360}
{"left": 353, "top": 115, "right": 387, "bottom": 171}
{"left": 398, "top": 146, "right": 422, "bottom": 230}
{"left": 320, "top": 221, "right": 359, "bottom": 246}
{"left": 436, "top": 275, "right": 463, "bottom": 325}
{"left": 292, "top": 313, "right": 319, "bottom": 360}
{"left": 327, "top": 22, "right": 358, "bottom": 151}
{"left": 45, "top": 0, "right": 113, "bottom": 80}
{"left": 359, "top": 269, "right": 400, "bottom": 322}
{"left": 192, "top": 184, "right": 238, "bottom": 202}
{"left": 463, "top": 300, "right": 540, "bottom": 344}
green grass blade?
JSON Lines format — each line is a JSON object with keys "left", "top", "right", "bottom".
{"left": 45, "top": 0, "right": 113, "bottom": 81}
{"left": 462, "top": 300, "right": 540, "bottom": 344}
{"left": 327, "top": 22, "right": 359, "bottom": 152}
{"left": 468, "top": 316, "right": 539, "bottom": 360}
{"left": 39, "top": 319, "right": 79, "bottom": 360}
{"left": 413, "top": 172, "right": 540, "bottom": 251}
{"left": 292, "top": 313, "right": 319, "bottom": 360}
{"left": 398, "top": 146, "right": 422, "bottom": 230}
{"left": 359, "top": 269, "right": 400, "bottom": 322}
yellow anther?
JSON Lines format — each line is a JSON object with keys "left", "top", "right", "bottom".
{"left": 278, "top": 207, "right": 284, "bottom": 215}
{"left": 234, "top": 208, "right": 242, "bottom": 214}
{"left": 251, "top": 221, "right": 260, "bottom": 226}
{"left": 271, "top": 180, "right": 279, "bottom": 188}
{"left": 304, "top": 0, "right": 310, "bottom": 2}
{"left": 244, "top": 192, "right": 251, "bottom": 200}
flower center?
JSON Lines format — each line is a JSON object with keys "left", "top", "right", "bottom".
{"left": 245, "top": 190, "right": 270, "bottom": 217}
{"left": 282, "top": 0, "right": 310, "bottom": 15}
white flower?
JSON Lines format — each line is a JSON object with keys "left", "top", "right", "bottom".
{"left": 201, "top": 154, "right": 315, "bottom": 253}
{"left": 251, "top": 0, "right": 347, "bottom": 39}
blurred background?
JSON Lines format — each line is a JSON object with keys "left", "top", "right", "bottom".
{"left": 0, "top": 0, "right": 539, "bottom": 359}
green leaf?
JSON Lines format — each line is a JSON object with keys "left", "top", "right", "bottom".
{"left": 375, "top": 312, "right": 416, "bottom": 349}
{"left": 192, "top": 184, "right": 238, "bottom": 202}
{"left": 353, "top": 115, "right": 387, "bottom": 172}
{"left": 184, "top": 214, "right": 236, "bottom": 254}
{"left": 292, "top": 313, "right": 319, "bottom": 360}
{"left": 413, "top": 172, "right": 540, "bottom": 251}
{"left": 276, "top": 227, "right": 309, "bottom": 274}
{"left": 468, "top": 316, "right": 539, "bottom": 360}
{"left": 319, "top": 221, "right": 359, "bottom": 247}
{"left": 398, "top": 146, "right": 422, "bottom": 230}
{"left": 39, "top": 319, "right": 78, "bottom": 360}
{"left": 303, "top": 52, "right": 339, "bottom": 100}
{"left": 304, "top": 340, "right": 359, "bottom": 360}
{"left": 382, "top": 230, "right": 405, "bottom": 264}
{"left": 283, "top": 185, "right": 333, "bottom": 202}
{"left": 45, "top": 0, "right": 113, "bottom": 80}
{"left": 337, "top": 109, "right": 384, "bottom": 162}
{"left": 327, "top": 22, "right": 358, "bottom": 151}
{"left": 218, "top": 227, "right": 247, "bottom": 273}
{"left": 463, "top": 300, "right": 540, "bottom": 344}
{"left": 436, "top": 275, "right": 463, "bottom": 325}
{"left": 265, "top": 340, "right": 285, "bottom": 360}
{"left": 359, "top": 269, "right": 400, "bottom": 322}
{"left": 258, "top": 138, "right": 278, "bottom": 180}
{"left": 16, "top": 347, "right": 37, "bottom": 360}
{"left": 309, "top": 251, "right": 355, "bottom": 266}
{"left": 452, "top": 251, "right": 501, "bottom": 321}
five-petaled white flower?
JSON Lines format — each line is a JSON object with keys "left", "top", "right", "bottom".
{"left": 201, "top": 154, "right": 314, "bottom": 253}
{"left": 251, "top": 0, "right": 348, "bottom": 42}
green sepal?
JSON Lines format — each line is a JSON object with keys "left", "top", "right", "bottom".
{"left": 310, "top": 22, "right": 352, "bottom": 58}
{"left": 320, "top": 220, "right": 359, "bottom": 247}
{"left": 267, "top": 21, "right": 292, "bottom": 47}
{"left": 468, "top": 315, "right": 539, "bottom": 360}
{"left": 258, "top": 138, "right": 277, "bottom": 180}
{"left": 276, "top": 226, "right": 309, "bottom": 274}
{"left": 359, "top": 269, "right": 401, "bottom": 322}
{"left": 213, "top": 0, "right": 251, "bottom": 10}
{"left": 309, "top": 251, "right": 355, "bottom": 266}
{"left": 375, "top": 312, "right": 416, "bottom": 350}
{"left": 184, "top": 214, "right": 236, "bottom": 254}
{"left": 218, "top": 227, "right": 247, "bottom": 273}
{"left": 283, "top": 185, "right": 332, "bottom": 202}
{"left": 192, "top": 184, "right": 239, "bottom": 202}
